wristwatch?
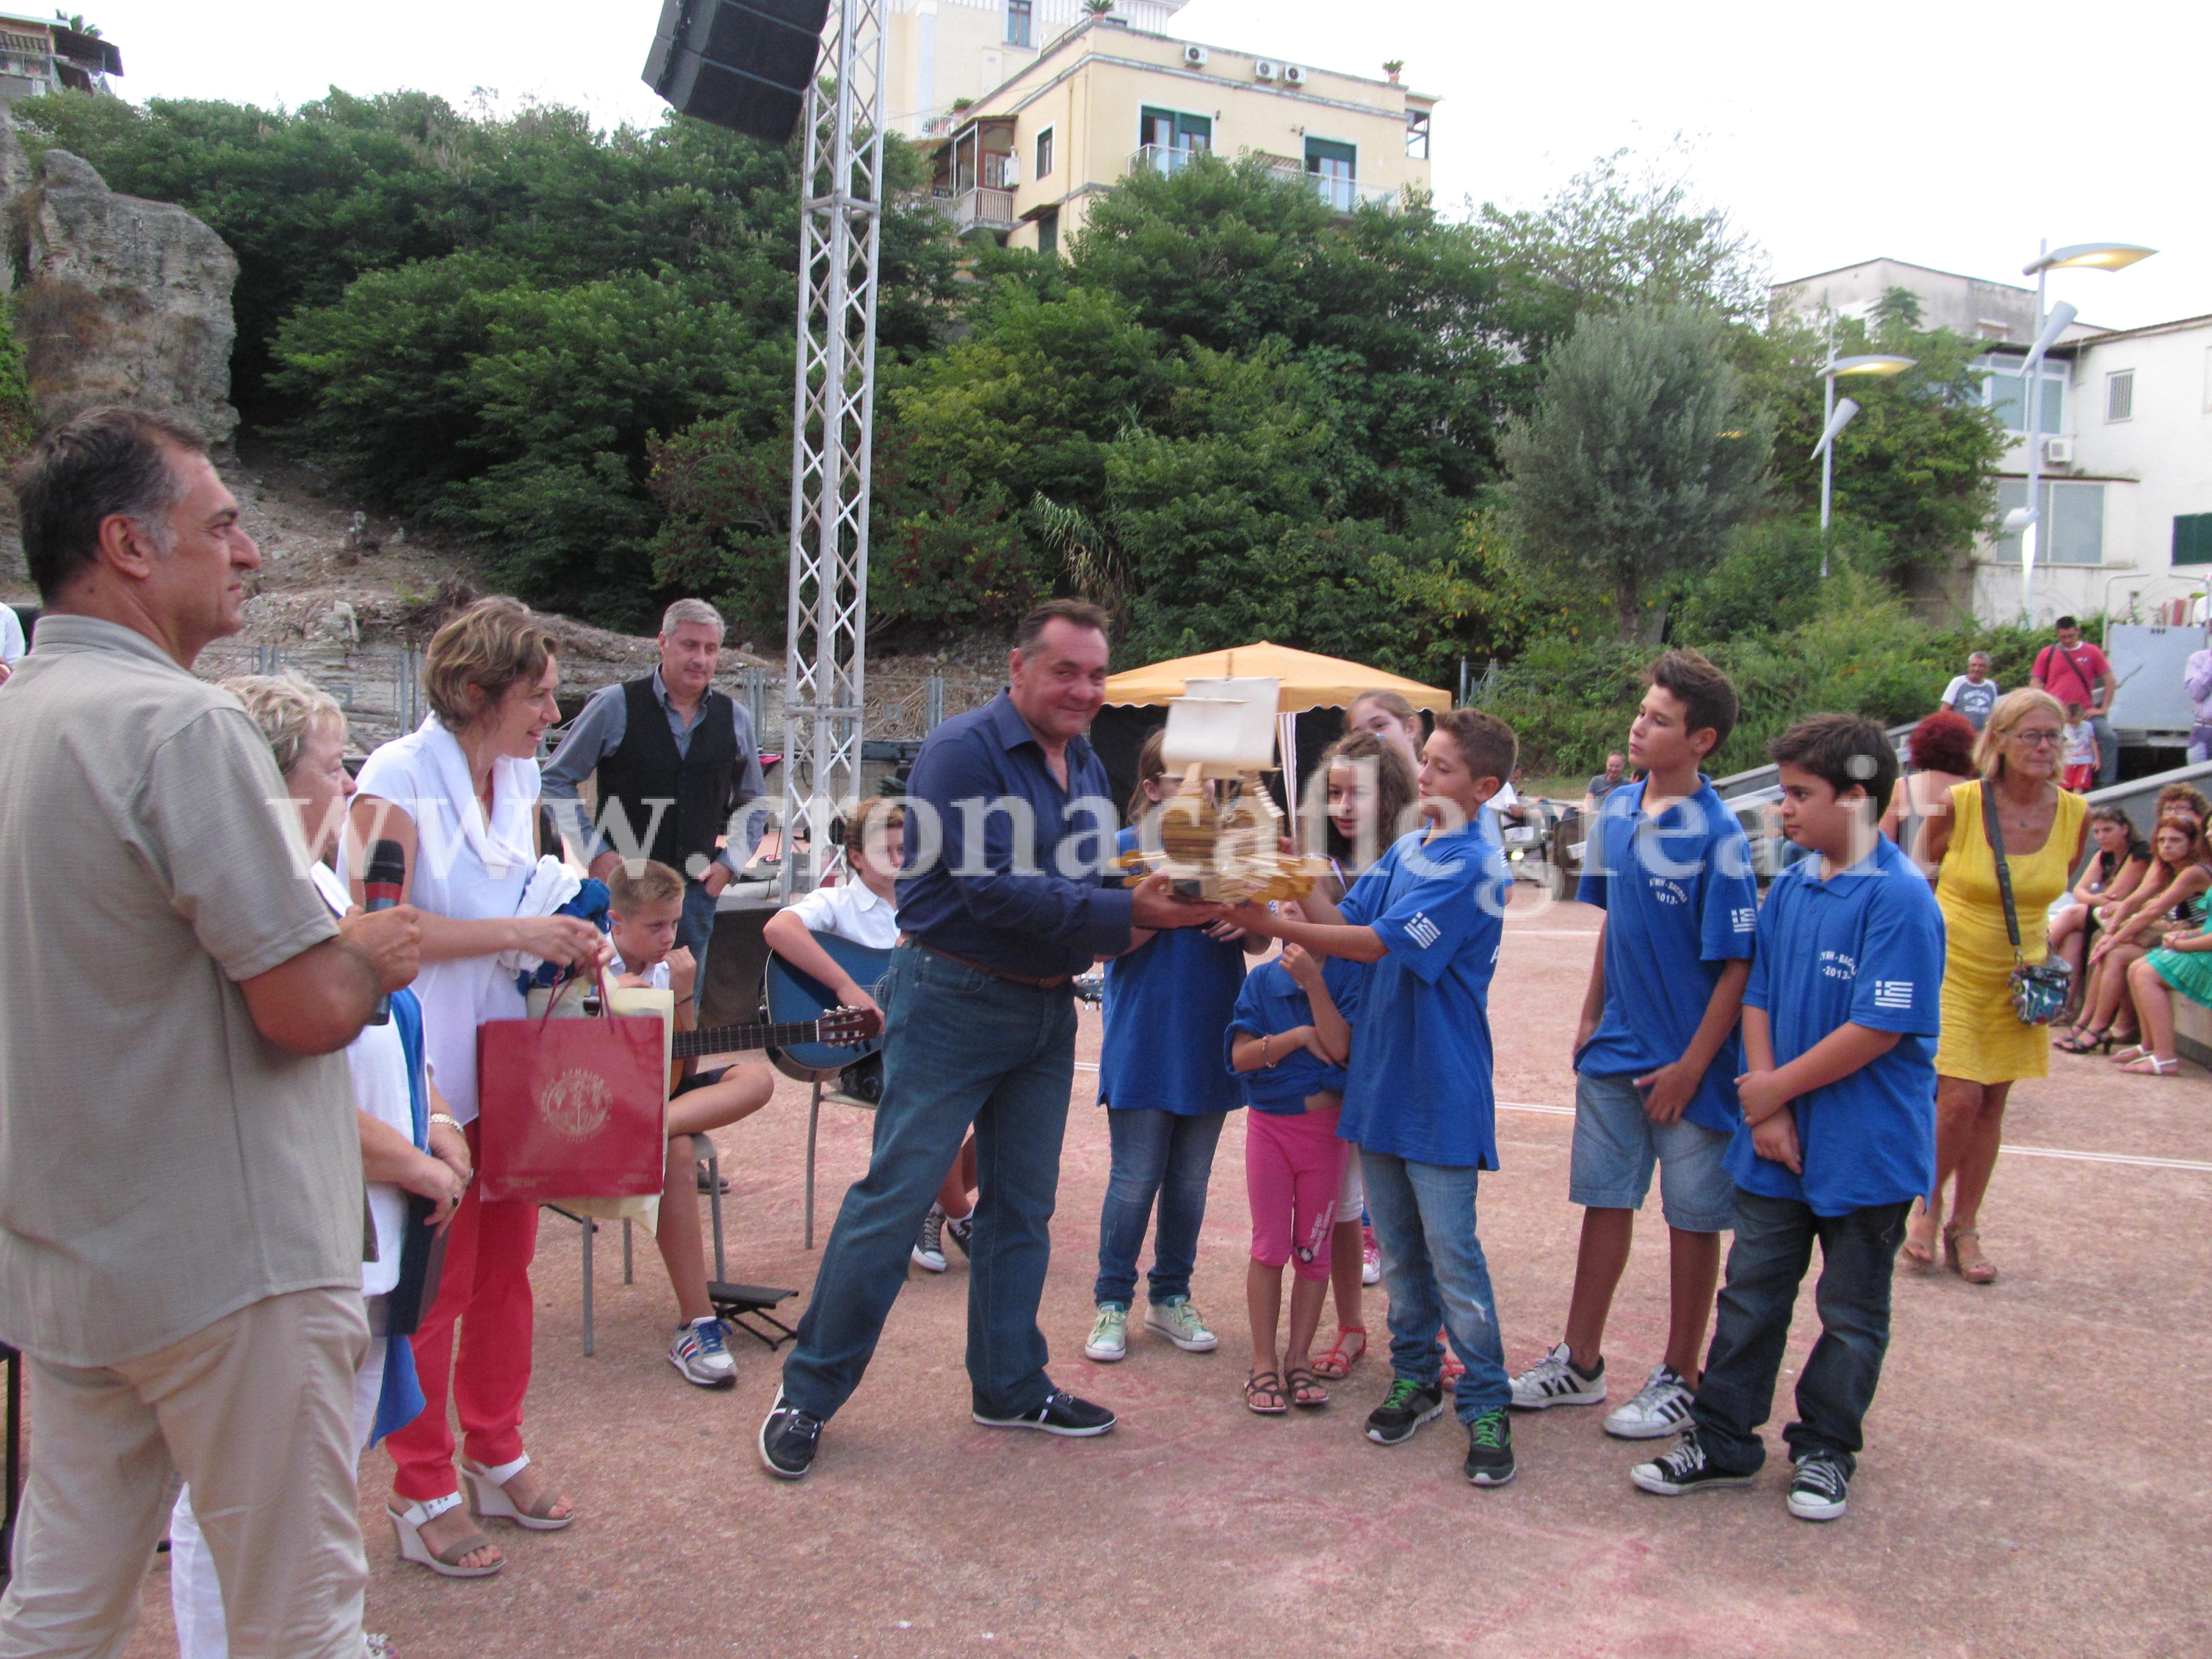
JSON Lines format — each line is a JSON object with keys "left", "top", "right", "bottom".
{"left": 429, "top": 1113, "right": 462, "bottom": 1131}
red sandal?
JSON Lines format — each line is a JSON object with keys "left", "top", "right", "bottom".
{"left": 1311, "top": 1326, "right": 1367, "bottom": 1380}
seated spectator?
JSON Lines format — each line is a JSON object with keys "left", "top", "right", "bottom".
{"left": 2049, "top": 805, "right": 2152, "bottom": 1015}
{"left": 2120, "top": 912, "right": 2212, "bottom": 1076}
{"left": 173, "top": 673, "right": 476, "bottom": 1643}
{"left": 606, "top": 861, "right": 776, "bottom": 1388}
{"left": 765, "top": 799, "right": 974, "bottom": 1273}
{"left": 2065, "top": 816, "right": 2212, "bottom": 1054}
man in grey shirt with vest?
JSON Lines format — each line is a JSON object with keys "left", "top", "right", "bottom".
{"left": 0, "top": 409, "right": 420, "bottom": 1658}
{"left": 543, "top": 597, "right": 765, "bottom": 973}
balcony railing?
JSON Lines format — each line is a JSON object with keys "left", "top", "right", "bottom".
{"left": 937, "top": 186, "right": 1016, "bottom": 235}
{"left": 1128, "top": 144, "right": 1401, "bottom": 212}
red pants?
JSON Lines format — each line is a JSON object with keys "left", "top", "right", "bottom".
{"left": 1246, "top": 1105, "right": 1346, "bottom": 1282}
{"left": 386, "top": 1123, "right": 540, "bottom": 1502}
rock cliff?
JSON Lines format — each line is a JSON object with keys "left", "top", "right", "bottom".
{"left": 7, "top": 136, "right": 239, "bottom": 444}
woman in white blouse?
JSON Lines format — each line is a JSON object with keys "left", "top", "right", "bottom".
{"left": 347, "top": 599, "right": 607, "bottom": 1577}
{"left": 172, "top": 673, "right": 473, "bottom": 1650}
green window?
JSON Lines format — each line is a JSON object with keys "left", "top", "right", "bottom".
{"left": 1139, "top": 107, "right": 1211, "bottom": 153}
{"left": 2176, "top": 513, "right": 2212, "bottom": 567}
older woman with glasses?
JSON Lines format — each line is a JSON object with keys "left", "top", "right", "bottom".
{"left": 1912, "top": 689, "right": 2088, "bottom": 1283}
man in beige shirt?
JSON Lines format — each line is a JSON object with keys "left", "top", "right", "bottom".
{"left": 0, "top": 408, "right": 419, "bottom": 1659}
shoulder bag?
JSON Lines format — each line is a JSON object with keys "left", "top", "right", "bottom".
{"left": 1981, "top": 779, "right": 2072, "bottom": 1025}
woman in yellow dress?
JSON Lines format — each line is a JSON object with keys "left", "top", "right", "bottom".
{"left": 1913, "top": 689, "right": 2089, "bottom": 1283}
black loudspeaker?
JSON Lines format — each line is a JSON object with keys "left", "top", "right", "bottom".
{"left": 643, "top": 0, "right": 831, "bottom": 144}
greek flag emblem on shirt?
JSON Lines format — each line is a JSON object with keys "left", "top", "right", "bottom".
{"left": 1872, "top": 980, "right": 1915, "bottom": 1011}
{"left": 1405, "top": 912, "right": 1441, "bottom": 950}
{"left": 1731, "top": 906, "right": 1756, "bottom": 933}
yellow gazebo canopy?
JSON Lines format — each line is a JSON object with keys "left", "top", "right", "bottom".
{"left": 1101, "top": 641, "right": 1450, "bottom": 714}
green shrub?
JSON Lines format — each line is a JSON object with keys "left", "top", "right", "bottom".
{"left": 1481, "top": 589, "right": 2052, "bottom": 777}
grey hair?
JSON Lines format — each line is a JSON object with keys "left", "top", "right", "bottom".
{"left": 219, "top": 672, "right": 346, "bottom": 778}
{"left": 1968, "top": 650, "right": 1993, "bottom": 666}
{"left": 12, "top": 406, "right": 207, "bottom": 601}
{"left": 660, "top": 597, "right": 726, "bottom": 637}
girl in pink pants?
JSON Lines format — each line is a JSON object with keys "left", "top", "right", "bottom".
{"left": 1226, "top": 943, "right": 1362, "bottom": 1412}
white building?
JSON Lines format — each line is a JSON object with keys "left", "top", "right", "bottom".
{"left": 1775, "top": 259, "right": 2212, "bottom": 627}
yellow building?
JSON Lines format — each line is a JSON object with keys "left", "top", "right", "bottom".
{"left": 913, "top": 11, "right": 1437, "bottom": 254}
{"left": 884, "top": 0, "right": 1197, "bottom": 139}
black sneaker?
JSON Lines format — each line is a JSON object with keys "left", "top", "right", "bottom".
{"left": 1365, "top": 1377, "right": 1446, "bottom": 1445}
{"left": 944, "top": 1213, "right": 973, "bottom": 1258}
{"left": 972, "top": 1389, "right": 1117, "bottom": 1437}
{"left": 758, "top": 1388, "right": 823, "bottom": 1480}
{"left": 1787, "top": 1453, "right": 1850, "bottom": 1521}
{"left": 1629, "top": 1431, "right": 1755, "bottom": 1497}
{"left": 1463, "top": 1408, "right": 1517, "bottom": 1486}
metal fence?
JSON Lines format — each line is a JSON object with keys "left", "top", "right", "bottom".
{"left": 189, "top": 644, "right": 998, "bottom": 758}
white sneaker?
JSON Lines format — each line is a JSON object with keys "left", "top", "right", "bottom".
{"left": 1508, "top": 1341, "right": 1607, "bottom": 1410}
{"left": 1084, "top": 1303, "right": 1129, "bottom": 1362}
{"left": 1360, "top": 1225, "right": 1381, "bottom": 1287}
{"left": 1143, "top": 1296, "right": 1219, "bottom": 1352}
{"left": 910, "top": 1204, "right": 948, "bottom": 1273}
{"left": 1604, "top": 1363, "right": 1695, "bottom": 1440}
{"left": 668, "top": 1316, "right": 737, "bottom": 1389}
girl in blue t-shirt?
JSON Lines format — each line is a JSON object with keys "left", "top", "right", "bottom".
{"left": 1084, "top": 731, "right": 1270, "bottom": 1366}
{"left": 1227, "top": 943, "right": 1363, "bottom": 1411}
{"left": 1303, "top": 730, "right": 1417, "bottom": 1380}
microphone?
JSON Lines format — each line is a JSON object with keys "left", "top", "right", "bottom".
{"left": 363, "top": 838, "right": 406, "bottom": 1025}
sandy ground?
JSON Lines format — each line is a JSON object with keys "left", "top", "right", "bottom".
{"left": 103, "top": 892, "right": 2212, "bottom": 1659}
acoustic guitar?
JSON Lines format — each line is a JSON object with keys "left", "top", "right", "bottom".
{"left": 667, "top": 1006, "right": 880, "bottom": 1093}
{"left": 763, "top": 930, "right": 895, "bottom": 1078}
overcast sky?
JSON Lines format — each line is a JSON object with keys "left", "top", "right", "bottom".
{"left": 87, "top": 0, "right": 2207, "bottom": 332}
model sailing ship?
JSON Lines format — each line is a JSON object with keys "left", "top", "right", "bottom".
{"left": 1121, "top": 676, "right": 1332, "bottom": 905}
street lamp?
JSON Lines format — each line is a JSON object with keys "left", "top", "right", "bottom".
{"left": 2009, "top": 240, "right": 2157, "bottom": 618}
{"left": 1810, "top": 317, "right": 1915, "bottom": 576}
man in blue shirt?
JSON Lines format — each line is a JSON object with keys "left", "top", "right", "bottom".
{"left": 760, "top": 600, "right": 1214, "bottom": 1479}
{"left": 1512, "top": 650, "right": 1758, "bottom": 1442}
{"left": 1631, "top": 714, "right": 1944, "bottom": 1524}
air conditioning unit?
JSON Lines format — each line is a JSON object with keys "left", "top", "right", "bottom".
{"left": 1282, "top": 64, "right": 1308, "bottom": 86}
{"left": 2044, "top": 436, "right": 2075, "bottom": 465}
{"left": 1182, "top": 44, "right": 1208, "bottom": 67}
{"left": 1253, "top": 58, "right": 1279, "bottom": 80}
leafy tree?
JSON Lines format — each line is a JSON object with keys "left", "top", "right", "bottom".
{"left": 1749, "top": 309, "right": 2005, "bottom": 577}
{"left": 1500, "top": 305, "right": 1774, "bottom": 641}
{"left": 1470, "top": 144, "right": 1770, "bottom": 358}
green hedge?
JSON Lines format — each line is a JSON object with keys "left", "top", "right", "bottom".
{"left": 1480, "top": 586, "right": 2054, "bottom": 777}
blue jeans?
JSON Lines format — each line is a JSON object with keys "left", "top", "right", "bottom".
{"left": 678, "top": 878, "right": 719, "bottom": 982}
{"left": 1092, "top": 1108, "right": 1227, "bottom": 1307}
{"left": 1690, "top": 1189, "right": 1911, "bottom": 1478}
{"left": 1358, "top": 1149, "right": 1511, "bottom": 1420}
{"left": 781, "top": 944, "right": 1077, "bottom": 1422}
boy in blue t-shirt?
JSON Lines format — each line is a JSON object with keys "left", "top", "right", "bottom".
{"left": 1512, "top": 650, "right": 1759, "bottom": 1440}
{"left": 1226, "top": 709, "right": 1523, "bottom": 1488}
{"left": 1630, "top": 715, "right": 1944, "bottom": 1524}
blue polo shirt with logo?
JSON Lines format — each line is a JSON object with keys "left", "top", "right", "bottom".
{"left": 1334, "top": 822, "right": 1513, "bottom": 1169}
{"left": 1733, "top": 834, "right": 1946, "bottom": 1215}
{"left": 1574, "top": 777, "right": 1760, "bottom": 1135}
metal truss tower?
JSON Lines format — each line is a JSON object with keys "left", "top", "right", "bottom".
{"left": 781, "top": 0, "right": 886, "bottom": 899}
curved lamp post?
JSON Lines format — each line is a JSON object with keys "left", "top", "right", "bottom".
{"left": 2005, "top": 240, "right": 2157, "bottom": 618}
{"left": 1811, "top": 322, "right": 1916, "bottom": 576}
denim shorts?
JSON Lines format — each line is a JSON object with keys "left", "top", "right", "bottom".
{"left": 1568, "top": 1070, "right": 1736, "bottom": 1232}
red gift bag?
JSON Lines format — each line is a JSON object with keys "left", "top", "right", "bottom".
{"left": 476, "top": 971, "right": 668, "bottom": 1205}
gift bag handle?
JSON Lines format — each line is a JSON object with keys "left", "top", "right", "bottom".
{"left": 532, "top": 959, "right": 619, "bottom": 1031}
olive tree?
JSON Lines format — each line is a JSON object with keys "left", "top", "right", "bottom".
{"left": 1500, "top": 304, "right": 1773, "bottom": 641}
